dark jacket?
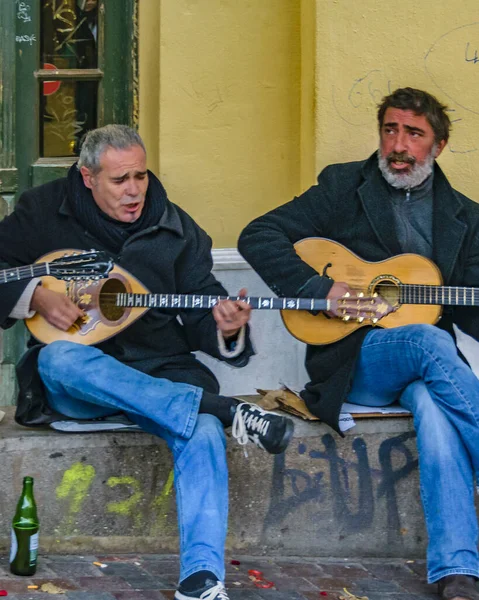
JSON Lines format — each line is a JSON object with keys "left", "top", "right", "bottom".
{"left": 0, "top": 170, "right": 253, "bottom": 426}
{"left": 238, "top": 153, "right": 479, "bottom": 434}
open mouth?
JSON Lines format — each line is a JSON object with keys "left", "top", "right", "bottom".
{"left": 390, "top": 160, "right": 411, "bottom": 170}
{"left": 388, "top": 154, "right": 415, "bottom": 171}
{"left": 123, "top": 202, "right": 141, "bottom": 213}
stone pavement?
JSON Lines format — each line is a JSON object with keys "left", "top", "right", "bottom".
{"left": 0, "top": 553, "right": 448, "bottom": 599}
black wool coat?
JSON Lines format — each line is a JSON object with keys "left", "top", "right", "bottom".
{"left": 238, "top": 153, "right": 479, "bottom": 434}
{"left": 0, "top": 169, "right": 253, "bottom": 426}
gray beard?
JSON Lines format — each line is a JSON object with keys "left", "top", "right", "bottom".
{"left": 377, "top": 147, "right": 436, "bottom": 190}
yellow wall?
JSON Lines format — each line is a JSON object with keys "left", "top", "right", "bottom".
{"left": 139, "top": 0, "right": 301, "bottom": 248}
{"left": 140, "top": 0, "right": 479, "bottom": 247}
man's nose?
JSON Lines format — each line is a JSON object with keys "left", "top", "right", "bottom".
{"left": 393, "top": 130, "right": 408, "bottom": 153}
{"left": 125, "top": 179, "right": 139, "bottom": 196}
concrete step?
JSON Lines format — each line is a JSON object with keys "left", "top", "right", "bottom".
{"left": 0, "top": 405, "right": 437, "bottom": 558}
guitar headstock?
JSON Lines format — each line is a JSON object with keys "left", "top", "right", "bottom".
{"left": 48, "top": 250, "right": 113, "bottom": 281}
{"left": 330, "top": 292, "right": 395, "bottom": 323}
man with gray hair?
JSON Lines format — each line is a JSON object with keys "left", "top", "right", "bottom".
{"left": 0, "top": 124, "right": 294, "bottom": 600}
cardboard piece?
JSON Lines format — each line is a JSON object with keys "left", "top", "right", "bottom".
{"left": 257, "top": 386, "right": 411, "bottom": 423}
{"left": 257, "top": 388, "right": 319, "bottom": 421}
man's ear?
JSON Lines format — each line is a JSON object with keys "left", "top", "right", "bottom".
{"left": 434, "top": 139, "right": 447, "bottom": 159}
{"left": 80, "top": 166, "right": 95, "bottom": 189}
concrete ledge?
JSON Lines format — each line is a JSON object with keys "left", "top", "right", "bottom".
{"left": 0, "top": 405, "right": 443, "bottom": 558}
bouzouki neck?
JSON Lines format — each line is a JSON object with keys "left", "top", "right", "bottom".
{"left": 115, "top": 292, "right": 330, "bottom": 312}
{"left": 0, "top": 263, "right": 49, "bottom": 284}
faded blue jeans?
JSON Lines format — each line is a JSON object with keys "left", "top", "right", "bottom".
{"left": 37, "top": 341, "right": 228, "bottom": 583}
{"left": 348, "top": 324, "right": 479, "bottom": 583}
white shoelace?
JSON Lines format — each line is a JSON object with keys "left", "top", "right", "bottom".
{"left": 200, "top": 581, "right": 229, "bottom": 600}
{"left": 231, "top": 403, "right": 270, "bottom": 457}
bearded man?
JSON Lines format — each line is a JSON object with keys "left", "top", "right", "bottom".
{"left": 238, "top": 88, "right": 479, "bottom": 600}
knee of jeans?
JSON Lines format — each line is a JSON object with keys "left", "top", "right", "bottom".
{"left": 191, "top": 414, "right": 226, "bottom": 449}
{"left": 38, "top": 341, "right": 84, "bottom": 376}
{"left": 405, "top": 324, "right": 454, "bottom": 353}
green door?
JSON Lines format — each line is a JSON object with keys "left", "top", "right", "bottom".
{"left": 0, "top": 0, "right": 138, "bottom": 406}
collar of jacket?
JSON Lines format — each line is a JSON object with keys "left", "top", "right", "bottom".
{"left": 358, "top": 152, "right": 466, "bottom": 283}
{"left": 58, "top": 169, "right": 185, "bottom": 238}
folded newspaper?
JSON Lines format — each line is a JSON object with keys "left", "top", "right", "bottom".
{"left": 50, "top": 414, "right": 142, "bottom": 433}
{"left": 256, "top": 384, "right": 411, "bottom": 433}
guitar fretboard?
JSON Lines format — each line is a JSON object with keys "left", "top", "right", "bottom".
{"left": 115, "top": 293, "right": 329, "bottom": 311}
{"left": 0, "top": 263, "right": 48, "bottom": 284}
{"left": 400, "top": 284, "right": 479, "bottom": 306}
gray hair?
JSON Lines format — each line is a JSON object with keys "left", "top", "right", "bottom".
{"left": 77, "top": 124, "right": 146, "bottom": 173}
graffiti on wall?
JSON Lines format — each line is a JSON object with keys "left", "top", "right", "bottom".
{"left": 263, "top": 432, "right": 419, "bottom": 544}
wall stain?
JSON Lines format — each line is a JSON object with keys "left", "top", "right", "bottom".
{"left": 56, "top": 462, "right": 96, "bottom": 534}
{"left": 106, "top": 476, "right": 144, "bottom": 529}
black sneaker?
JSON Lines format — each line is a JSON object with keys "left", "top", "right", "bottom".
{"left": 232, "top": 402, "right": 294, "bottom": 454}
{"left": 175, "top": 578, "right": 229, "bottom": 600}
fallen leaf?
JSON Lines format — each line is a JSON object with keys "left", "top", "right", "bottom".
{"left": 40, "top": 582, "right": 66, "bottom": 594}
{"left": 339, "top": 588, "right": 368, "bottom": 600}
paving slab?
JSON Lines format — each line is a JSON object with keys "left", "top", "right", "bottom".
{"left": 0, "top": 553, "right": 448, "bottom": 599}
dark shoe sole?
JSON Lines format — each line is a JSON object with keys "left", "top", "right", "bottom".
{"left": 271, "top": 417, "right": 295, "bottom": 454}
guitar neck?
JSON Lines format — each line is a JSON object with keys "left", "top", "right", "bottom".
{"left": 115, "top": 293, "right": 329, "bottom": 311}
{"left": 400, "top": 284, "right": 479, "bottom": 306}
{"left": 0, "top": 263, "right": 49, "bottom": 284}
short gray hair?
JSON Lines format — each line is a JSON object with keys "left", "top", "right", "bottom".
{"left": 77, "top": 124, "right": 146, "bottom": 173}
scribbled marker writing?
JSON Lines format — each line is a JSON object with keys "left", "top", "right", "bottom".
{"left": 465, "top": 42, "right": 479, "bottom": 64}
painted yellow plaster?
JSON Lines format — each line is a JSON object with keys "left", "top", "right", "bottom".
{"left": 139, "top": 0, "right": 301, "bottom": 247}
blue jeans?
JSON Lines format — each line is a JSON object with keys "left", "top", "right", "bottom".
{"left": 37, "top": 341, "right": 228, "bottom": 583}
{"left": 348, "top": 324, "right": 479, "bottom": 583}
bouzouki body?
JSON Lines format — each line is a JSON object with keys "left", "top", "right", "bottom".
{"left": 27, "top": 250, "right": 335, "bottom": 346}
{"left": 281, "top": 238, "right": 443, "bottom": 345}
{"left": 27, "top": 250, "right": 150, "bottom": 346}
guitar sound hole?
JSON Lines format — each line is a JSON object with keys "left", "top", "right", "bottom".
{"left": 99, "top": 278, "right": 127, "bottom": 321}
{"left": 374, "top": 280, "right": 400, "bottom": 307}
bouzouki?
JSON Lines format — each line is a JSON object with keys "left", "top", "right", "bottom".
{"left": 0, "top": 250, "right": 113, "bottom": 285}
{"left": 281, "top": 237, "right": 475, "bottom": 345}
{"left": 26, "top": 249, "right": 378, "bottom": 346}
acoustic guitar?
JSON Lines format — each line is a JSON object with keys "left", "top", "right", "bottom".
{"left": 0, "top": 250, "right": 113, "bottom": 285}
{"left": 280, "top": 237, "right": 474, "bottom": 345}
{"left": 26, "top": 248, "right": 379, "bottom": 346}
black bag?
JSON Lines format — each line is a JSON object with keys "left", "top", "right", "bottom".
{"left": 15, "top": 345, "right": 62, "bottom": 426}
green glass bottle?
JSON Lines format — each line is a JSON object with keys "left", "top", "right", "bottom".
{"left": 10, "top": 476, "right": 39, "bottom": 576}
